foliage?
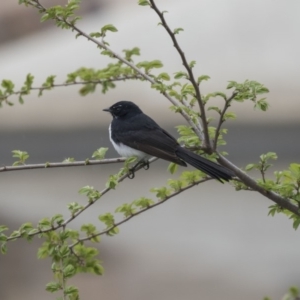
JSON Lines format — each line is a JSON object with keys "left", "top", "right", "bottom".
{"left": 0, "top": 0, "right": 298, "bottom": 298}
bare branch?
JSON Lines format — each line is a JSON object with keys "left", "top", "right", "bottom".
{"left": 0, "top": 157, "right": 126, "bottom": 173}
{"left": 149, "top": 0, "right": 210, "bottom": 148}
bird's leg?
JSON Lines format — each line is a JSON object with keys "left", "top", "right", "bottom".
{"left": 128, "top": 160, "right": 150, "bottom": 179}
{"left": 128, "top": 160, "right": 142, "bottom": 179}
{"left": 143, "top": 161, "right": 150, "bottom": 170}
{"left": 128, "top": 169, "right": 135, "bottom": 179}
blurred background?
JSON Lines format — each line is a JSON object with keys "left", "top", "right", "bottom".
{"left": 0, "top": 0, "right": 300, "bottom": 299}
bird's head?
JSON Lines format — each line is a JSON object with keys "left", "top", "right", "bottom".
{"left": 103, "top": 101, "right": 142, "bottom": 119}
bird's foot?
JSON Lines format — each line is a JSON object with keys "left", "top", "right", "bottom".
{"left": 127, "top": 160, "right": 150, "bottom": 179}
{"left": 128, "top": 168, "right": 135, "bottom": 179}
{"left": 143, "top": 161, "right": 150, "bottom": 170}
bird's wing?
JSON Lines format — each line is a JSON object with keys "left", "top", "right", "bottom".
{"left": 114, "top": 118, "right": 186, "bottom": 166}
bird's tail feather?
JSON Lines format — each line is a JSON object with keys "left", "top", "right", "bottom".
{"left": 176, "top": 147, "right": 234, "bottom": 183}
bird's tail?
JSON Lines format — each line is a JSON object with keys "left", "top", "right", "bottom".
{"left": 176, "top": 147, "right": 234, "bottom": 183}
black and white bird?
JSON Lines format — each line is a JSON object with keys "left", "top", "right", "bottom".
{"left": 103, "top": 101, "right": 234, "bottom": 182}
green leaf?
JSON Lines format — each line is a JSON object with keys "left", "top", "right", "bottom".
{"left": 223, "top": 112, "right": 236, "bottom": 120}
{"left": 63, "top": 265, "right": 76, "bottom": 278}
{"left": 67, "top": 202, "right": 84, "bottom": 215}
{"left": 289, "top": 286, "right": 299, "bottom": 297}
{"left": 101, "top": 50, "right": 116, "bottom": 57}
{"left": 138, "top": 0, "right": 150, "bottom": 6}
{"left": 150, "top": 186, "right": 170, "bottom": 200}
{"left": 208, "top": 106, "right": 221, "bottom": 114}
{"left": 106, "top": 175, "right": 118, "bottom": 189}
{"left": 45, "top": 282, "right": 61, "bottom": 293}
{"left": 99, "top": 213, "right": 115, "bottom": 227}
{"left": 81, "top": 223, "right": 97, "bottom": 234}
{"left": 180, "top": 170, "right": 203, "bottom": 184}
{"left": 40, "top": 13, "right": 51, "bottom": 23}
{"left": 173, "top": 28, "right": 184, "bottom": 35}
{"left": 90, "top": 31, "right": 102, "bottom": 38}
{"left": 93, "top": 263, "right": 104, "bottom": 275}
{"left": 137, "top": 60, "right": 163, "bottom": 72}
{"left": 42, "top": 75, "right": 56, "bottom": 88}
{"left": 189, "top": 60, "right": 196, "bottom": 68}
{"left": 226, "top": 81, "right": 237, "bottom": 89}
{"left": 22, "top": 73, "right": 34, "bottom": 92}
{"left": 197, "top": 75, "right": 210, "bottom": 84}
{"left": 107, "top": 226, "right": 119, "bottom": 236}
{"left": 78, "top": 186, "right": 101, "bottom": 202}
{"left": 18, "top": 95, "right": 24, "bottom": 104}
{"left": 0, "top": 234, "right": 7, "bottom": 242}
{"left": 123, "top": 47, "right": 141, "bottom": 61}
{"left": 59, "top": 245, "right": 70, "bottom": 258}
{"left": 157, "top": 72, "right": 170, "bottom": 81}
{"left": 92, "top": 147, "right": 108, "bottom": 160}
{"left": 12, "top": 150, "right": 29, "bottom": 165}
{"left": 50, "top": 214, "right": 64, "bottom": 226}
{"left": 168, "top": 179, "right": 184, "bottom": 192}
{"left": 174, "top": 71, "right": 188, "bottom": 79}
{"left": 245, "top": 164, "right": 256, "bottom": 171}
{"left": 63, "top": 157, "right": 75, "bottom": 163}
{"left": 133, "top": 197, "right": 154, "bottom": 209}
{"left": 0, "top": 225, "right": 8, "bottom": 233}
{"left": 1, "top": 79, "right": 15, "bottom": 93}
{"left": 101, "top": 24, "right": 118, "bottom": 34}
{"left": 168, "top": 162, "right": 178, "bottom": 174}
{"left": 293, "top": 218, "right": 300, "bottom": 230}
{"left": 255, "top": 98, "right": 269, "bottom": 111}
{"left": 1, "top": 242, "right": 7, "bottom": 254}
{"left": 264, "top": 152, "right": 278, "bottom": 161}
{"left": 115, "top": 203, "right": 135, "bottom": 217}
{"left": 64, "top": 285, "right": 79, "bottom": 296}
{"left": 149, "top": 60, "right": 163, "bottom": 68}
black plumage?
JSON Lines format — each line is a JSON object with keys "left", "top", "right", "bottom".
{"left": 104, "top": 101, "right": 234, "bottom": 182}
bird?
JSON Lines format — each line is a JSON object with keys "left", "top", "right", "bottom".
{"left": 103, "top": 101, "right": 234, "bottom": 182}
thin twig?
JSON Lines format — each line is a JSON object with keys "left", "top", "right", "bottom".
{"left": 28, "top": 0, "right": 204, "bottom": 143}
{"left": 0, "top": 76, "right": 142, "bottom": 101}
{"left": 213, "top": 91, "right": 237, "bottom": 150}
{"left": 69, "top": 177, "right": 212, "bottom": 248}
{"left": 0, "top": 157, "right": 126, "bottom": 173}
{"left": 17, "top": 0, "right": 300, "bottom": 219}
{"left": 149, "top": 0, "right": 209, "bottom": 147}
{"left": 6, "top": 157, "right": 158, "bottom": 242}
{"left": 217, "top": 153, "right": 300, "bottom": 216}
{"left": 260, "top": 164, "right": 266, "bottom": 183}
{"left": 60, "top": 226, "right": 67, "bottom": 300}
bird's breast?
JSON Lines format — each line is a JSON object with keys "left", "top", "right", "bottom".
{"left": 108, "top": 123, "right": 148, "bottom": 159}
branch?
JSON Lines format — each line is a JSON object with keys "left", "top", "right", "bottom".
{"left": 69, "top": 177, "right": 212, "bottom": 248}
{"left": 149, "top": 0, "right": 210, "bottom": 148}
{"left": 217, "top": 153, "right": 300, "bottom": 216}
{"left": 26, "top": 0, "right": 204, "bottom": 142}
{"left": 6, "top": 157, "right": 159, "bottom": 242}
{"left": 18, "top": 0, "right": 300, "bottom": 219}
{"left": 0, "top": 76, "right": 142, "bottom": 102}
{"left": 0, "top": 157, "right": 126, "bottom": 173}
{"left": 213, "top": 91, "right": 237, "bottom": 150}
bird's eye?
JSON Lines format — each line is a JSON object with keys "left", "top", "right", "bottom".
{"left": 115, "top": 106, "right": 121, "bottom": 111}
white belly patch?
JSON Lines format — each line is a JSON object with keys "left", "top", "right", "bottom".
{"left": 109, "top": 124, "right": 148, "bottom": 159}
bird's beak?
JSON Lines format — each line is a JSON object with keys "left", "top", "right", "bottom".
{"left": 103, "top": 107, "right": 111, "bottom": 112}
